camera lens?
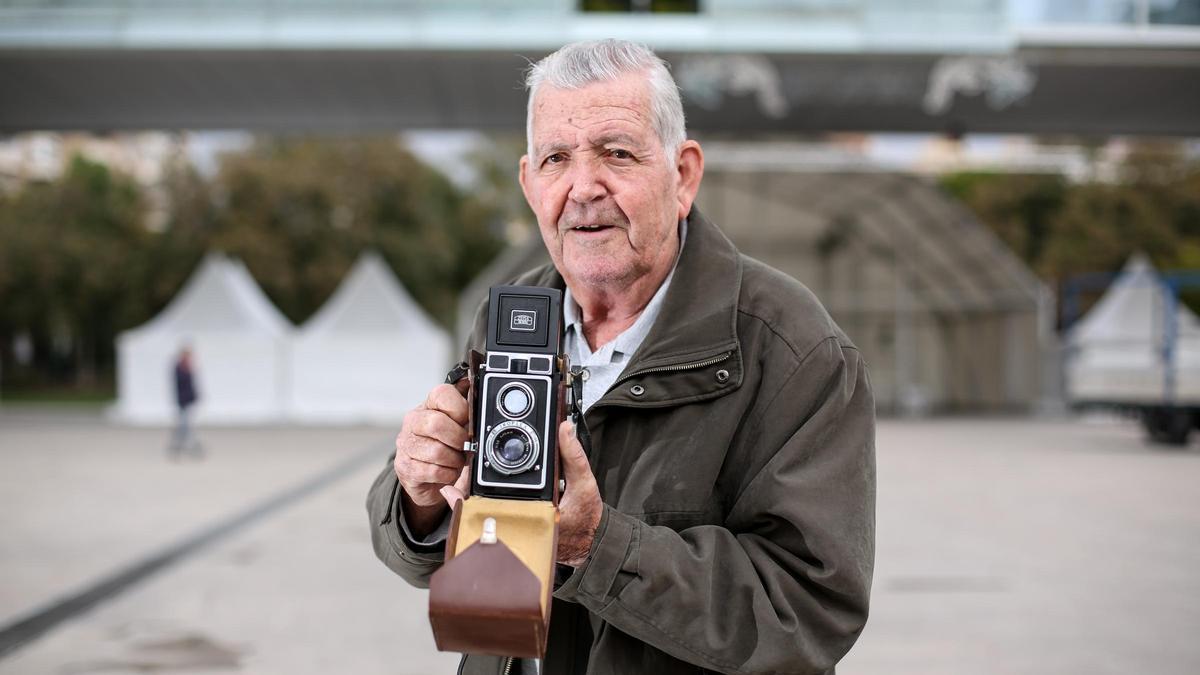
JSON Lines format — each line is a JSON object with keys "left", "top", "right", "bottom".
{"left": 497, "top": 382, "right": 534, "bottom": 419}
{"left": 497, "top": 430, "right": 529, "bottom": 464}
{"left": 483, "top": 420, "right": 540, "bottom": 475}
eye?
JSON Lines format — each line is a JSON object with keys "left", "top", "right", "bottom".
{"left": 608, "top": 148, "right": 633, "bottom": 160}
{"left": 543, "top": 152, "right": 566, "bottom": 166}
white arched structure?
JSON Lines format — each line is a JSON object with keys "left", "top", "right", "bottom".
{"left": 289, "top": 252, "right": 452, "bottom": 424}
{"left": 114, "top": 252, "right": 293, "bottom": 425}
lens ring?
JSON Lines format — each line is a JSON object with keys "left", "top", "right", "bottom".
{"left": 496, "top": 381, "right": 535, "bottom": 419}
{"left": 483, "top": 420, "right": 540, "bottom": 475}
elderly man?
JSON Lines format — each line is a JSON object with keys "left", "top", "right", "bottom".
{"left": 368, "top": 40, "right": 875, "bottom": 675}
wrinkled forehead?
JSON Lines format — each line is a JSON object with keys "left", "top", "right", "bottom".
{"left": 528, "top": 75, "right": 656, "bottom": 145}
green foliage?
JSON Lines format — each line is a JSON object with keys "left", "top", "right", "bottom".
{"left": 941, "top": 144, "right": 1200, "bottom": 321}
{"left": 205, "top": 137, "right": 503, "bottom": 326}
{"left": 0, "top": 136, "right": 506, "bottom": 392}
{"left": 940, "top": 171, "right": 1067, "bottom": 272}
{"left": 0, "top": 156, "right": 148, "bottom": 386}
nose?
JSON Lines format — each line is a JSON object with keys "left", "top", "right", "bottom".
{"left": 567, "top": 159, "right": 607, "bottom": 204}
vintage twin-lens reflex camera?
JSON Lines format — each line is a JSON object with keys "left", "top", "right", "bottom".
{"left": 431, "top": 285, "right": 575, "bottom": 658}
{"left": 468, "top": 285, "right": 567, "bottom": 502}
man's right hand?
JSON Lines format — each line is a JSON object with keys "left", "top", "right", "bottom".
{"left": 394, "top": 380, "right": 471, "bottom": 539}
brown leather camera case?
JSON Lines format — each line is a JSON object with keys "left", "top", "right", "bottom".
{"left": 429, "top": 497, "right": 559, "bottom": 658}
{"left": 429, "top": 349, "right": 569, "bottom": 658}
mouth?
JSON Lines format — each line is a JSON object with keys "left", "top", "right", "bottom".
{"left": 568, "top": 223, "right": 616, "bottom": 234}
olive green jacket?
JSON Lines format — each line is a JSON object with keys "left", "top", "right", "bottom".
{"left": 367, "top": 209, "right": 876, "bottom": 675}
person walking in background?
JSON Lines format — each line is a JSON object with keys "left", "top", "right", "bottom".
{"left": 169, "top": 346, "right": 202, "bottom": 459}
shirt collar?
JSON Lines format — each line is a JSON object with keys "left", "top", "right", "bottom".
{"left": 563, "top": 219, "right": 688, "bottom": 358}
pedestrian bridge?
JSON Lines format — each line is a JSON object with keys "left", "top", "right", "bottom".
{"left": 1, "top": 0, "right": 1197, "bottom": 135}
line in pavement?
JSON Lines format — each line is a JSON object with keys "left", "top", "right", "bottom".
{"left": 0, "top": 440, "right": 391, "bottom": 660}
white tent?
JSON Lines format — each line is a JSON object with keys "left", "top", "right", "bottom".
{"left": 1067, "top": 253, "right": 1200, "bottom": 404}
{"left": 289, "top": 251, "right": 452, "bottom": 423}
{"left": 114, "top": 252, "right": 293, "bottom": 425}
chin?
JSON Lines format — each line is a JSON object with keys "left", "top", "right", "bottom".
{"left": 568, "top": 266, "right": 624, "bottom": 286}
{"left": 561, "top": 261, "right": 624, "bottom": 286}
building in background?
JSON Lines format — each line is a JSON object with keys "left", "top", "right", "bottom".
{"left": 699, "top": 166, "right": 1052, "bottom": 414}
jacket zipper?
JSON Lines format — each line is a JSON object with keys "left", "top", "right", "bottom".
{"left": 614, "top": 351, "right": 732, "bottom": 388}
{"left": 501, "top": 657, "right": 514, "bottom": 675}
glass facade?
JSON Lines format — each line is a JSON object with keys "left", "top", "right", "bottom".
{"left": 0, "top": 0, "right": 1194, "bottom": 48}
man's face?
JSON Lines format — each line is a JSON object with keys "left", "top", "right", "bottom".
{"left": 519, "top": 73, "right": 694, "bottom": 291}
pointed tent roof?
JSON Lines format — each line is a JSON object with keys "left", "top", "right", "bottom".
{"left": 298, "top": 251, "right": 444, "bottom": 340}
{"left": 126, "top": 252, "right": 292, "bottom": 337}
{"left": 1068, "top": 253, "right": 1200, "bottom": 347}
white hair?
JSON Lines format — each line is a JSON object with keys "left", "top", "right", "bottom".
{"left": 524, "top": 39, "right": 686, "bottom": 164}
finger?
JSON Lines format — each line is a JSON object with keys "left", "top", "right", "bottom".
{"left": 400, "top": 460, "right": 462, "bottom": 487}
{"left": 452, "top": 465, "right": 471, "bottom": 493}
{"left": 440, "top": 467, "right": 470, "bottom": 510}
{"left": 405, "top": 409, "right": 469, "bottom": 451}
{"left": 558, "top": 420, "right": 594, "bottom": 485}
{"left": 425, "top": 383, "right": 470, "bottom": 426}
{"left": 406, "top": 442, "right": 467, "bottom": 470}
{"left": 439, "top": 485, "right": 465, "bottom": 510}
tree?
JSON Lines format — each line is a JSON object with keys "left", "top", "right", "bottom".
{"left": 209, "top": 137, "right": 504, "bottom": 327}
{"left": 0, "top": 136, "right": 507, "bottom": 395}
{"left": 0, "top": 155, "right": 148, "bottom": 387}
{"left": 943, "top": 143, "right": 1200, "bottom": 325}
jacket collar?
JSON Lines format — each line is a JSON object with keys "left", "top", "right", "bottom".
{"left": 527, "top": 206, "right": 744, "bottom": 407}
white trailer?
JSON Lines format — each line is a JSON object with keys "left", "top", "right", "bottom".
{"left": 1066, "top": 254, "right": 1200, "bottom": 445}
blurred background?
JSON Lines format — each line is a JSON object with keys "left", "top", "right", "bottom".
{"left": 1, "top": 1, "right": 1198, "bottom": 674}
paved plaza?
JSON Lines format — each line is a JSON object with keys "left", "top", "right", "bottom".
{"left": 1, "top": 409, "right": 1198, "bottom": 674}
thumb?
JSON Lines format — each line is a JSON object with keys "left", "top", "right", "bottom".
{"left": 558, "top": 420, "right": 593, "bottom": 483}
{"left": 440, "top": 466, "right": 470, "bottom": 510}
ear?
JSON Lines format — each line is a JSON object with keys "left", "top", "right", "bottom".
{"left": 674, "top": 140, "right": 704, "bottom": 221}
{"left": 518, "top": 154, "right": 532, "bottom": 205}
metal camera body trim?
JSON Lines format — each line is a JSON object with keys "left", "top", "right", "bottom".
{"left": 474, "top": 365, "right": 553, "bottom": 492}
{"left": 482, "top": 420, "right": 541, "bottom": 475}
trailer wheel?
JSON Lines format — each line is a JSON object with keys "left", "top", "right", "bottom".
{"left": 1141, "top": 408, "right": 1192, "bottom": 446}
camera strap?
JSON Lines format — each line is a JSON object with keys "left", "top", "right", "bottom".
{"left": 444, "top": 361, "right": 471, "bottom": 386}
{"left": 568, "top": 366, "right": 593, "bottom": 456}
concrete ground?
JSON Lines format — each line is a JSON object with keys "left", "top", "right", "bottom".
{"left": 0, "top": 409, "right": 1198, "bottom": 674}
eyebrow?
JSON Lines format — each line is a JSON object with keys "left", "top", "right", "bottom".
{"left": 534, "top": 134, "right": 646, "bottom": 158}
{"left": 591, "top": 133, "right": 641, "bottom": 148}
{"left": 535, "top": 141, "right": 573, "bottom": 158}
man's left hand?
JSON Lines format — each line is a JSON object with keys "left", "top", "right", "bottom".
{"left": 556, "top": 420, "right": 603, "bottom": 567}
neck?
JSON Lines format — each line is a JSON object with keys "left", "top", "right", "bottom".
{"left": 569, "top": 249, "right": 676, "bottom": 352}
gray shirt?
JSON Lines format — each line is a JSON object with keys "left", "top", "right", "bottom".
{"left": 563, "top": 219, "right": 686, "bottom": 412}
